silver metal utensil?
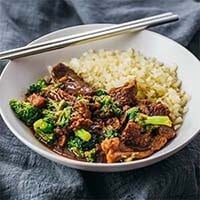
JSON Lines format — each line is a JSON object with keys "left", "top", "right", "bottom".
{"left": 0, "top": 12, "right": 178, "bottom": 60}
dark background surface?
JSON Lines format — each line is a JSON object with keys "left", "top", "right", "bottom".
{"left": 0, "top": 0, "right": 200, "bottom": 199}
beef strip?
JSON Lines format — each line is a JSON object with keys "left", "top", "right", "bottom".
{"left": 136, "top": 99, "right": 151, "bottom": 115}
{"left": 109, "top": 80, "right": 137, "bottom": 106}
{"left": 51, "top": 63, "right": 94, "bottom": 96}
{"left": 27, "top": 93, "right": 46, "bottom": 107}
{"left": 70, "top": 117, "right": 93, "bottom": 131}
{"left": 57, "top": 135, "right": 67, "bottom": 148}
{"left": 121, "top": 121, "right": 152, "bottom": 149}
{"left": 106, "top": 117, "right": 121, "bottom": 130}
{"left": 158, "top": 125, "right": 176, "bottom": 139}
{"left": 90, "top": 120, "right": 104, "bottom": 135}
{"left": 148, "top": 102, "right": 170, "bottom": 116}
{"left": 69, "top": 101, "right": 92, "bottom": 131}
{"left": 47, "top": 88, "right": 76, "bottom": 103}
{"left": 73, "top": 101, "right": 91, "bottom": 119}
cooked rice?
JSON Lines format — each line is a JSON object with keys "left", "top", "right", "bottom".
{"left": 64, "top": 49, "right": 188, "bottom": 129}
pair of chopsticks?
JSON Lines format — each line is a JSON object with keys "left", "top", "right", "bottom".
{"left": 0, "top": 12, "right": 178, "bottom": 61}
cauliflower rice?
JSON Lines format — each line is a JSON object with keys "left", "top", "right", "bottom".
{"left": 65, "top": 49, "right": 188, "bottom": 129}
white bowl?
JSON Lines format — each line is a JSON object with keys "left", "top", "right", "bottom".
{"left": 0, "top": 24, "right": 200, "bottom": 172}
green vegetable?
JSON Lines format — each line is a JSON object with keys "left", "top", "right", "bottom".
{"left": 126, "top": 106, "right": 172, "bottom": 127}
{"left": 96, "top": 90, "right": 107, "bottom": 96}
{"left": 144, "top": 116, "right": 172, "bottom": 127}
{"left": 69, "top": 147, "right": 84, "bottom": 158}
{"left": 104, "top": 129, "right": 120, "bottom": 139}
{"left": 44, "top": 99, "right": 71, "bottom": 127}
{"left": 42, "top": 109, "right": 56, "bottom": 124}
{"left": 33, "top": 118, "right": 54, "bottom": 133}
{"left": 84, "top": 148, "right": 96, "bottom": 162}
{"left": 75, "top": 129, "right": 91, "bottom": 142}
{"left": 67, "top": 137, "right": 96, "bottom": 162}
{"left": 126, "top": 107, "right": 140, "bottom": 120}
{"left": 95, "top": 95, "right": 122, "bottom": 116}
{"left": 33, "top": 118, "right": 55, "bottom": 143}
{"left": 26, "top": 79, "right": 47, "bottom": 95}
{"left": 67, "top": 137, "right": 84, "bottom": 149}
{"left": 47, "top": 99, "right": 67, "bottom": 112}
{"left": 56, "top": 107, "right": 71, "bottom": 127}
{"left": 9, "top": 99, "right": 41, "bottom": 125}
{"left": 76, "top": 95, "right": 89, "bottom": 103}
{"left": 67, "top": 135, "right": 98, "bottom": 151}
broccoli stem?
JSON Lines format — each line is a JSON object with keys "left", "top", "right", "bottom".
{"left": 75, "top": 129, "right": 91, "bottom": 142}
{"left": 144, "top": 116, "right": 172, "bottom": 127}
{"left": 33, "top": 118, "right": 55, "bottom": 143}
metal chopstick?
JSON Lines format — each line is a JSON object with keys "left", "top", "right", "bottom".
{"left": 0, "top": 13, "right": 178, "bottom": 60}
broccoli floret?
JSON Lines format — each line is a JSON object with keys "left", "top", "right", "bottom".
{"left": 9, "top": 99, "right": 41, "bottom": 125}
{"left": 42, "top": 109, "right": 56, "bottom": 124}
{"left": 104, "top": 129, "right": 120, "bottom": 139}
{"left": 33, "top": 118, "right": 55, "bottom": 143}
{"left": 67, "top": 136, "right": 97, "bottom": 162}
{"left": 95, "top": 89, "right": 107, "bottom": 96}
{"left": 68, "top": 133, "right": 98, "bottom": 151}
{"left": 44, "top": 99, "right": 71, "bottom": 127}
{"left": 75, "top": 129, "right": 91, "bottom": 142}
{"left": 126, "top": 107, "right": 172, "bottom": 127}
{"left": 68, "top": 136, "right": 84, "bottom": 149}
{"left": 26, "top": 79, "right": 47, "bottom": 95}
{"left": 126, "top": 107, "right": 140, "bottom": 120}
{"left": 56, "top": 107, "right": 71, "bottom": 127}
{"left": 84, "top": 148, "right": 96, "bottom": 162}
{"left": 47, "top": 99, "right": 67, "bottom": 112}
{"left": 95, "top": 95, "right": 122, "bottom": 116}
{"left": 76, "top": 95, "right": 89, "bottom": 103}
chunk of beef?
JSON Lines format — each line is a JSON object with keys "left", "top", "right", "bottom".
{"left": 148, "top": 102, "right": 170, "bottom": 116}
{"left": 90, "top": 120, "right": 104, "bottom": 134}
{"left": 158, "top": 126, "right": 176, "bottom": 140}
{"left": 70, "top": 117, "right": 92, "bottom": 131}
{"left": 57, "top": 135, "right": 67, "bottom": 148}
{"left": 136, "top": 99, "right": 151, "bottom": 115}
{"left": 51, "top": 63, "right": 94, "bottom": 96}
{"left": 69, "top": 100, "right": 92, "bottom": 131}
{"left": 27, "top": 93, "right": 46, "bottom": 107}
{"left": 121, "top": 121, "right": 152, "bottom": 149}
{"left": 106, "top": 117, "right": 121, "bottom": 130}
{"left": 47, "top": 88, "right": 76, "bottom": 103}
{"left": 51, "top": 63, "right": 69, "bottom": 80}
{"left": 109, "top": 80, "right": 137, "bottom": 106}
{"left": 74, "top": 101, "right": 91, "bottom": 119}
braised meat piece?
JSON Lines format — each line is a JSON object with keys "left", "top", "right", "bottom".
{"left": 136, "top": 99, "right": 151, "bottom": 115}
{"left": 57, "top": 135, "right": 67, "bottom": 148}
{"left": 148, "top": 102, "right": 170, "bottom": 116}
{"left": 106, "top": 117, "right": 121, "bottom": 130}
{"left": 27, "top": 93, "right": 46, "bottom": 107}
{"left": 70, "top": 117, "right": 92, "bottom": 131}
{"left": 74, "top": 101, "right": 91, "bottom": 119}
{"left": 121, "top": 121, "right": 152, "bottom": 149}
{"left": 47, "top": 88, "right": 76, "bottom": 103}
{"left": 90, "top": 120, "right": 104, "bottom": 134}
{"left": 158, "top": 125, "right": 176, "bottom": 139}
{"left": 109, "top": 80, "right": 137, "bottom": 106}
{"left": 51, "top": 63, "right": 94, "bottom": 96}
{"left": 69, "top": 101, "right": 92, "bottom": 131}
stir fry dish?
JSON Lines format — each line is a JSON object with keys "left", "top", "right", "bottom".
{"left": 9, "top": 63, "right": 176, "bottom": 163}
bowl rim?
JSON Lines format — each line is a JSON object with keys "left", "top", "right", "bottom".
{"left": 0, "top": 23, "right": 200, "bottom": 170}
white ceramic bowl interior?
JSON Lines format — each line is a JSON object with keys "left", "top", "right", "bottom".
{"left": 0, "top": 24, "right": 200, "bottom": 172}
